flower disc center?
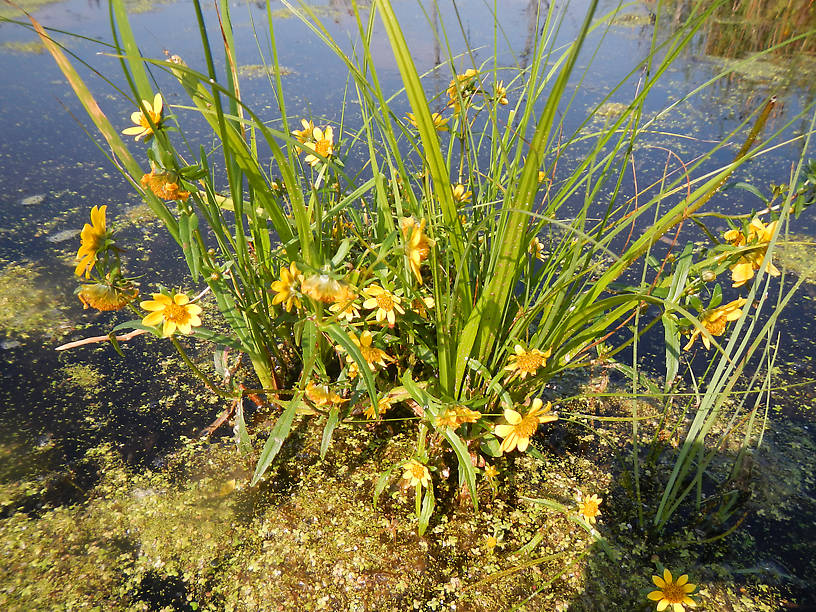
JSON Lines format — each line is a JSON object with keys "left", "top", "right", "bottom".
{"left": 376, "top": 294, "right": 394, "bottom": 311}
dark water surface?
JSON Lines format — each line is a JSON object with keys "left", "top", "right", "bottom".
{"left": 0, "top": 0, "right": 813, "bottom": 454}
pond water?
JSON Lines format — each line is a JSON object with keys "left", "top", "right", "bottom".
{"left": 1, "top": 0, "right": 816, "bottom": 608}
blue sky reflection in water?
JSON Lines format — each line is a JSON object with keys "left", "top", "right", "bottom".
{"left": 0, "top": 0, "right": 815, "bottom": 442}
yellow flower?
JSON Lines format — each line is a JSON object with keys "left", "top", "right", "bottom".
{"left": 362, "top": 284, "right": 405, "bottom": 326}
{"left": 529, "top": 237, "right": 546, "bottom": 261}
{"left": 270, "top": 262, "right": 303, "bottom": 313}
{"left": 341, "top": 329, "right": 392, "bottom": 371}
{"left": 301, "top": 126, "right": 334, "bottom": 167}
{"left": 647, "top": 569, "right": 697, "bottom": 612}
{"left": 140, "top": 293, "right": 203, "bottom": 337}
{"left": 122, "top": 93, "right": 163, "bottom": 141}
{"left": 402, "top": 459, "right": 431, "bottom": 488}
{"left": 494, "top": 399, "right": 557, "bottom": 454}
{"left": 141, "top": 170, "right": 190, "bottom": 202}
{"left": 495, "top": 81, "right": 508, "bottom": 105}
{"left": 683, "top": 297, "right": 747, "bottom": 351}
{"left": 364, "top": 395, "right": 395, "bottom": 420}
{"left": 292, "top": 119, "right": 315, "bottom": 143}
{"left": 75, "top": 205, "right": 108, "bottom": 278}
{"left": 576, "top": 493, "right": 603, "bottom": 524}
{"left": 452, "top": 184, "right": 472, "bottom": 203}
{"left": 405, "top": 112, "right": 449, "bottom": 132}
{"left": 436, "top": 408, "right": 459, "bottom": 428}
{"left": 400, "top": 216, "right": 435, "bottom": 284}
{"left": 78, "top": 282, "right": 138, "bottom": 312}
{"left": 724, "top": 218, "right": 780, "bottom": 287}
{"left": 301, "top": 273, "right": 354, "bottom": 304}
{"left": 446, "top": 69, "right": 479, "bottom": 113}
{"left": 538, "top": 170, "right": 547, "bottom": 183}
{"left": 504, "top": 344, "right": 552, "bottom": 379}
{"left": 346, "top": 359, "right": 361, "bottom": 380}
{"left": 305, "top": 381, "right": 346, "bottom": 407}
{"left": 437, "top": 405, "right": 481, "bottom": 428}
{"left": 411, "top": 295, "right": 435, "bottom": 319}
{"left": 483, "top": 464, "right": 498, "bottom": 480}
{"left": 329, "top": 297, "right": 360, "bottom": 322}
{"left": 454, "top": 405, "right": 481, "bottom": 424}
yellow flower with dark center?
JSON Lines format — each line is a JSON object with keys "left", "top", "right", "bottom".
{"left": 451, "top": 184, "right": 472, "bottom": 203}
{"left": 647, "top": 569, "right": 696, "bottom": 612}
{"left": 122, "top": 93, "right": 163, "bottom": 141}
{"left": 495, "top": 81, "right": 508, "bottom": 105}
{"left": 362, "top": 284, "right": 405, "bottom": 326}
{"left": 301, "top": 273, "right": 354, "bottom": 304}
{"left": 75, "top": 205, "right": 108, "bottom": 278}
{"left": 683, "top": 297, "right": 747, "bottom": 351}
{"left": 364, "top": 395, "right": 395, "bottom": 420}
{"left": 405, "top": 111, "right": 449, "bottom": 132}
{"left": 141, "top": 170, "right": 190, "bottom": 202}
{"left": 723, "top": 218, "right": 780, "bottom": 287}
{"left": 494, "top": 399, "right": 557, "bottom": 454}
{"left": 401, "top": 459, "right": 431, "bottom": 488}
{"left": 576, "top": 493, "right": 603, "bottom": 524}
{"left": 270, "top": 261, "right": 303, "bottom": 313}
{"left": 78, "top": 282, "right": 138, "bottom": 312}
{"left": 305, "top": 381, "right": 346, "bottom": 407}
{"left": 400, "top": 216, "right": 435, "bottom": 284}
{"left": 302, "top": 126, "right": 334, "bottom": 167}
{"left": 505, "top": 344, "right": 552, "bottom": 379}
{"left": 329, "top": 297, "right": 360, "bottom": 322}
{"left": 140, "top": 293, "right": 203, "bottom": 337}
{"left": 292, "top": 119, "right": 315, "bottom": 143}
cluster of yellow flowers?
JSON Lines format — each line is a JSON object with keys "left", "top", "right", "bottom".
{"left": 722, "top": 217, "right": 779, "bottom": 288}
{"left": 684, "top": 217, "right": 779, "bottom": 351}
{"left": 403, "top": 69, "right": 509, "bottom": 137}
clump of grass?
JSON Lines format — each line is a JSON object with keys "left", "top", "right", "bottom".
{"left": 21, "top": 1, "right": 815, "bottom": 600}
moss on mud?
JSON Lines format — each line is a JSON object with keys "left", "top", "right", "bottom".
{"left": 0, "top": 379, "right": 812, "bottom": 610}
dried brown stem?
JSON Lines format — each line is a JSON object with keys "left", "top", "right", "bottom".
{"left": 55, "top": 329, "right": 148, "bottom": 351}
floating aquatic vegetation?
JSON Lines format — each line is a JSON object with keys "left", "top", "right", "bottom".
{"left": 20, "top": 194, "right": 45, "bottom": 206}
{"left": 0, "top": 262, "right": 67, "bottom": 339}
{"left": 1, "top": 40, "right": 46, "bottom": 54}
{"left": 236, "top": 64, "right": 294, "bottom": 78}
{"left": 777, "top": 235, "right": 816, "bottom": 284}
{"left": 45, "top": 228, "right": 79, "bottom": 243}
